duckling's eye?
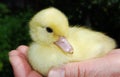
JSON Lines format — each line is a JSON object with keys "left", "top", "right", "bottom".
{"left": 46, "top": 27, "right": 53, "bottom": 33}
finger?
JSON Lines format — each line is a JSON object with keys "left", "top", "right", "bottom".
{"left": 16, "top": 45, "right": 28, "bottom": 57}
{"left": 9, "top": 50, "right": 32, "bottom": 77}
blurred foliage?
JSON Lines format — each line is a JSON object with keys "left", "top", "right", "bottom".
{"left": 0, "top": 3, "right": 33, "bottom": 77}
{"left": 0, "top": 3, "right": 10, "bottom": 14}
{"left": 0, "top": 0, "right": 120, "bottom": 77}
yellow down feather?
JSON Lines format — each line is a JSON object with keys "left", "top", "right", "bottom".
{"left": 28, "top": 7, "right": 116, "bottom": 76}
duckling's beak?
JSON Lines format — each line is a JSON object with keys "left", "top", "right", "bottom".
{"left": 54, "top": 36, "right": 73, "bottom": 54}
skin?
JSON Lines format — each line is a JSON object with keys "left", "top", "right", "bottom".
{"left": 9, "top": 45, "right": 42, "bottom": 77}
{"left": 9, "top": 45, "right": 120, "bottom": 77}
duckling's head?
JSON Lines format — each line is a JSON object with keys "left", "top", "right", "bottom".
{"left": 29, "top": 7, "right": 73, "bottom": 53}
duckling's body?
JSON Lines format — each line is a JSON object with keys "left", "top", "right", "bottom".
{"left": 28, "top": 7, "right": 116, "bottom": 76}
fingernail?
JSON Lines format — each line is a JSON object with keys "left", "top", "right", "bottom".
{"left": 48, "top": 68, "right": 65, "bottom": 77}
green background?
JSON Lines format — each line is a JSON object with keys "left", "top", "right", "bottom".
{"left": 0, "top": 0, "right": 120, "bottom": 77}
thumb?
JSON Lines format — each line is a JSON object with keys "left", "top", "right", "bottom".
{"left": 48, "top": 62, "right": 89, "bottom": 77}
{"left": 48, "top": 49, "right": 120, "bottom": 77}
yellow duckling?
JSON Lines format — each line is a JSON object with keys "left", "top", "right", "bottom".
{"left": 28, "top": 7, "right": 116, "bottom": 76}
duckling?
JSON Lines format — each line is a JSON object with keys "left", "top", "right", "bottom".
{"left": 28, "top": 7, "right": 116, "bottom": 76}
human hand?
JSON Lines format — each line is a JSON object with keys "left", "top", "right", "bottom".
{"left": 9, "top": 45, "right": 42, "bottom": 77}
{"left": 48, "top": 49, "right": 120, "bottom": 77}
{"left": 9, "top": 45, "right": 120, "bottom": 77}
